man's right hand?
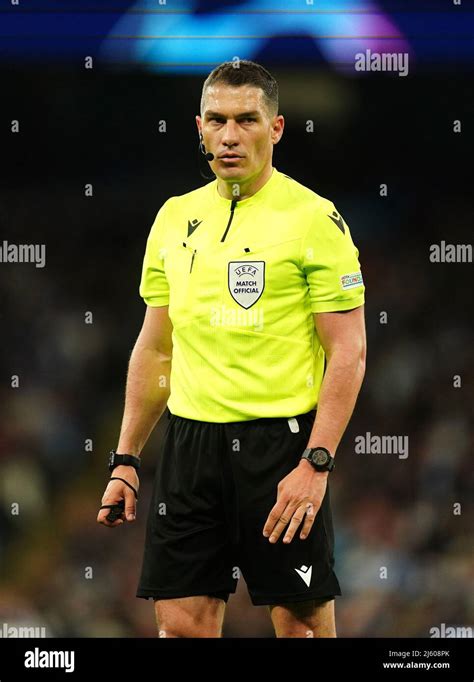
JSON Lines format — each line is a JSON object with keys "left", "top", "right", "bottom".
{"left": 97, "top": 465, "right": 140, "bottom": 528}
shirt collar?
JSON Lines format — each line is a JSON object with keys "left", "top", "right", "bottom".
{"left": 212, "top": 167, "right": 279, "bottom": 207}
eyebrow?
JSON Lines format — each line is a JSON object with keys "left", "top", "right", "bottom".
{"left": 204, "top": 110, "right": 260, "bottom": 119}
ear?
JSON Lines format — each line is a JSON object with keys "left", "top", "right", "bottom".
{"left": 271, "top": 114, "right": 285, "bottom": 145}
{"left": 195, "top": 115, "right": 202, "bottom": 138}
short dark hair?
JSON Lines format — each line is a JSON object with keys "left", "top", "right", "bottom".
{"left": 200, "top": 59, "right": 279, "bottom": 118}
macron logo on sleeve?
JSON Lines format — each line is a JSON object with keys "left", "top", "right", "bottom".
{"left": 328, "top": 210, "right": 346, "bottom": 234}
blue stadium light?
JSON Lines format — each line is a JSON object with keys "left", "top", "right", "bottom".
{"left": 99, "top": 0, "right": 411, "bottom": 74}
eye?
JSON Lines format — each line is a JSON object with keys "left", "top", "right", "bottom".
{"left": 241, "top": 118, "right": 256, "bottom": 123}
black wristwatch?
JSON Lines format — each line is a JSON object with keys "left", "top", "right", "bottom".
{"left": 301, "top": 446, "right": 335, "bottom": 473}
{"left": 108, "top": 450, "right": 141, "bottom": 473}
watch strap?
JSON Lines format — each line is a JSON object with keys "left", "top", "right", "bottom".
{"left": 301, "top": 446, "right": 335, "bottom": 472}
{"left": 108, "top": 450, "right": 141, "bottom": 472}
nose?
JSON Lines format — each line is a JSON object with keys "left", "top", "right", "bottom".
{"left": 221, "top": 120, "right": 240, "bottom": 148}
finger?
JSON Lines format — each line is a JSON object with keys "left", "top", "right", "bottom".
{"left": 282, "top": 505, "right": 307, "bottom": 544}
{"left": 97, "top": 506, "right": 125, "bottom": 527}
{"left": 97, "top": 491, "right": 125, "bottom": 527}
{"left": 124, "top": 487, "right": 136, "bottom": 522}
{"left": 97, "top": 498, "right": 125, "bottom": 526}
{"left": 262, "top": 498, "right": 288, "bottom": 538}
{"left": 268, "top": 503, "right": 297, "bottom": 543}
{"left": 299, "top": 502, "right": 316, "bottom": 540}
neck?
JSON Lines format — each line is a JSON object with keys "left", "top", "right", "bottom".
{"left": 217, "top": 164, "right": 273, "bottom": 201}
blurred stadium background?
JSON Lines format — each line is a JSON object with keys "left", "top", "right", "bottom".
{"left": 0, "top": 0, "right": 472, "bottom": 637}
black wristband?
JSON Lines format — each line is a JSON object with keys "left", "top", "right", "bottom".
{"left": 108, "top": 450, "right": 141, "bottom": 473}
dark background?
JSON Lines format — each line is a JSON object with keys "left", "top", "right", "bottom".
{"left": 0, "top": 1, "right": 472, "bottom": 638}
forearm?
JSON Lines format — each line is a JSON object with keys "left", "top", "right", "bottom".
{"left": 116, "top": 341, "right": 172, "bottom": 456}
{"left": 305, "top": 348, "right": 366, "bottom": 455}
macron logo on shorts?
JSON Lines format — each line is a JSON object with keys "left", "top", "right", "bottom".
{"left": 295, "top": 564, "right": 312, "bottom": 587}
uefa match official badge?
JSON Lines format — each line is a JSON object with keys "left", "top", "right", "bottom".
{"left": 228, "top": 261, "right": 265, "bottom": 309}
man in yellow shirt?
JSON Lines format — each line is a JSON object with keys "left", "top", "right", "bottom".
{"left": 98, "top": 60, "right": 366, "bottom": 638}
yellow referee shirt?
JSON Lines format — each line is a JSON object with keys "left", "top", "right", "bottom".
{"left": 140, "top": 167, "right": 365, "bottom": 422}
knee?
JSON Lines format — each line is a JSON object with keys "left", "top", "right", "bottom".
{"left": 273, "top": 618, "right": 337, "bottom": 638}
{"left": 154, "top": 598, "right": 224, "bottom": 638}
{"left": 157, "top": 620, "right": 222, "bottom": 638}
{"left": 270, "top": 598, "right": 337, "bottom": 638}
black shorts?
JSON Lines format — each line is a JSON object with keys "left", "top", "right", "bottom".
{"left": 136, "top": 408, "right": 342, "bottom": 606}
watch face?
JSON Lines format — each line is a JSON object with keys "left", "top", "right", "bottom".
{"left": 313, "top": 449, "right": 329, "bottom": 466}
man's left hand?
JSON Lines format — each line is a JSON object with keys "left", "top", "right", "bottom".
{"left": 262, "top": 460, "right": 328, "bottom": 544}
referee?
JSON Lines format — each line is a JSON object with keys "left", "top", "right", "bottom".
{"left": 97, "top": 60, "right": 366, "bottom": 638}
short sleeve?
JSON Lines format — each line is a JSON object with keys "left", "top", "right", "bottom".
{"left": 300, "top": 202, "right": 365, "bottom": 313}
{"left": 139, "top": 200, "right": 171, "bottom": 307}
